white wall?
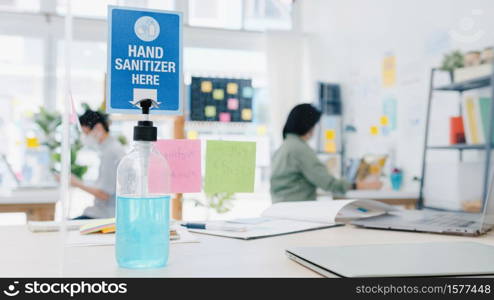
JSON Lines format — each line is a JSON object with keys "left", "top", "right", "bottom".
{"left": 300, "top": 0, "right": 494, "bottom": 186}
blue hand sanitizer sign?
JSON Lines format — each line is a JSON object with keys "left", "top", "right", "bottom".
{"left": 107, "top": 6, "right": 182, "bottom": 114}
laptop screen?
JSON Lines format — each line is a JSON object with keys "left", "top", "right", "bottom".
{"left": 480, "top": 172, "right": 494, "bottom": 233}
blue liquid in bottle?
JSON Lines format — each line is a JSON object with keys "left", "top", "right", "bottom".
{"left": 116, "top": 195, "right": 170, "bottom": 269}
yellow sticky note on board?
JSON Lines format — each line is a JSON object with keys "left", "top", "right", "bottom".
{"left": 26, "top": 137, "right": 40, "bottom": 148}
{"left": 370, "top": 126, "right": 379, "bottom": 136}
{"left": 201, "top": 81, "right": 212, "bottom": 93}
{"left": 227, "top": 83, "right": 238, "bottom": 94}
{"left": 187, "top": 130, "right": 199, "bottom": 139}
{"left": 213, "top": 89, "right": 224, "bottom": 100}
{"left": 242, "top": 108, "right": 252, "bottom": 121}
{"left": 380, "top": 116, "right": 389, "bottom": 126}
{"left": 382, "top": 55, "right": 396, "bottom": 88}
{"left": 257, "top": 125, "right": 267, "bottom": 136}
{"left": 324, "top": 141, "right": 337, "bottom": 153}
{"left": 325, "top": 129, "right": 336, "bottom": 140}
{"left": 205, "top": 106, "right": 216, "bottom": 117}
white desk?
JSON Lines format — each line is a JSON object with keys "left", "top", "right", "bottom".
{"left": 2, "top": 224, "right": 493, "bottom": 277}
{"left": 0, "top": 188, "right": 58, "bottom": 221}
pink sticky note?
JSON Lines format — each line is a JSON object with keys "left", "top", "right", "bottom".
{"left": 219, "top": 112, "right": 231, "bottom": 122}
{"left": 227, "top": 98, "right": 239, "bottom": 110}
{"left": 149, "top": 139, "right": 202, "bottom": 193}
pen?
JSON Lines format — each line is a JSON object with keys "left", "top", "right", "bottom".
{"left": 181, "top": 222, "right": 247, "bottom": 232}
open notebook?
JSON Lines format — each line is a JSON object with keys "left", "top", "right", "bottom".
{"left": 187, "top": 199, "right": 397, "bottom": 240}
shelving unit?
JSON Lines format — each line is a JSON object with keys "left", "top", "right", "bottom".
{"left": 315, "top": 82, "right": 344, "bottom": 177}
{"left": 427, "top": 144, "right": 491, "bottom": 150}
{"left": 419, "top": 66, "right": 494, "bottom": 209}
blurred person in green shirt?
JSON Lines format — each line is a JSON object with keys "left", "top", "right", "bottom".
{"left": 270, "top": 104, "right": 350, "bottom": 203}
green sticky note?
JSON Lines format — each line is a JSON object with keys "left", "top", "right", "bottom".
{"left": 205, "top": 141, "right": 256, "bottom": 193}
{"left": 213, "top": 89, "right": 224, "bottom": 100}
{"left": 204, "top": 105, "right": 216, "bottom": 117}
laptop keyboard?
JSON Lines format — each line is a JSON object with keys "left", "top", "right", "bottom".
{"left": 421, "top": 214, "right": 476, "bottom": 228}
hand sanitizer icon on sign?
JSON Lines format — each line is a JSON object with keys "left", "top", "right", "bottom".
{"left": 134, "top": 16, "right": 160, "bottom": 42}
{"left": 3, "top": 281, "right": 20, "bottom": 297}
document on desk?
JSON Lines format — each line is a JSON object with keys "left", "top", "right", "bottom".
{"left": 28, "top": 220, "right": 94, "bottom": 232}
{"left": 64, "top": 227, "right": 199, "bottom": 247}
{"left": 187, "top": 199, "right": 397, "bottom": 240}
{"left": 187, "top": 219, "right": 339, "bottom": 240}
{"left": 262, "top": 199, "right": 398, "bottom": 223}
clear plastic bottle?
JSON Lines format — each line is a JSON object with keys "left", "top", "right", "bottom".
{"left": 115, "top": 103, "right": 171, "bottom": 269}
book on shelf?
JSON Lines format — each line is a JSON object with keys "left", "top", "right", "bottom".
{"left": 462, "top": 94, "right": 492, "bottom": 145}
{"left": 449, "top": 116, "right": 465, "bottom": 144}
{"left": 478, "top": 96, "right": 494, "bottom": 143}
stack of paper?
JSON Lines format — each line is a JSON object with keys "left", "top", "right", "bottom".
{"left": 187, "top": 199, "right": 397, "bottom": 240}
{"left": 80, "top": 218, "right": 115, "bottom": 234}
{"left": 65, "top": 226, "right": 198, "bottom": 247}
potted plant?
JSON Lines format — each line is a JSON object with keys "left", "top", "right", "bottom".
{"left": 33, "top": 107, "right": 88, "bottom": 179}
{"left": 440, "top": 50, "right": 464, "bottom": 81}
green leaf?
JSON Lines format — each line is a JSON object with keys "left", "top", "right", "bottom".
{"left": 72, "top": 164, "right": 88, "bottom": 179}
{"left": 52, "top": 152, "right": 61, "bottom": 163}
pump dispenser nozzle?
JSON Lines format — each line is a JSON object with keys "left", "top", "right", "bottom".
{"left": 131, "top": 98, "right": 160, "bottom": 142}
{"left": 130, "top": 98, "right": 161, "bottom": 115}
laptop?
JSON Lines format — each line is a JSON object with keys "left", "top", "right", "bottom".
{"left": 350, "top": 173, "right": 494, "bottom": 236}
{"left": 286, "top": 177, "right": 494, "bottom": 277}
{"left": 286, "top": 242, "right": 494, "bottom": 277}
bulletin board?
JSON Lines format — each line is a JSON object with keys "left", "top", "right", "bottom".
{"left": 189, "top": 77, "right": 254, "bottom": 122}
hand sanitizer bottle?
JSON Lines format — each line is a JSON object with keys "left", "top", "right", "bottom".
{"left": 115, "top": 99, "right": 171, "bottom": 269}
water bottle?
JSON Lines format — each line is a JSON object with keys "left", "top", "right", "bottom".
{"left": 115, "top": 99, "right": 171, "bottom": 269}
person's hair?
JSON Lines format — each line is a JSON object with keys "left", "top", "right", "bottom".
{"left": 282, "top": 104, "right": 321, "bottom": 139}
{"left": 79, "top": 109, "right": 110, "bottom": 132}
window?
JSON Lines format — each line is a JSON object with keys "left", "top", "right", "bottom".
{"left": 0, "top": 35, "right": 44, "bottom": 172}
{"left": 188, "top": 0, "right": 293, "bottom": 31}
{"left": 244, "top": 0, "right": 292, "bottom": 31}
{"left": 0, "top": 0, "right": 40, "bottom": 12}
{"left": 56, "top": 40, "right": 107, "bottom": 111}
{"left": 184, "top": 47, "right": 266, "bottom": 76}
{"left": 188, "top": 0, "right": 243, "bottom": 30}
{"left": 56, "top": 0, "right": 175, "bottom": 18}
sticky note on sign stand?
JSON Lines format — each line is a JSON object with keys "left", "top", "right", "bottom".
{"left": 150, "top": 139, "right": 202, "bottom": 193}
{"left": 205, "top": 140, "right": 256, "bottom": 193}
